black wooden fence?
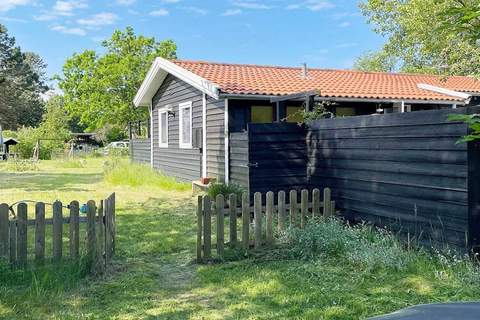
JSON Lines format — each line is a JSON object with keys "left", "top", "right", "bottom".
{"left": 236, "top": 106, "right": 480, "bottom": 250}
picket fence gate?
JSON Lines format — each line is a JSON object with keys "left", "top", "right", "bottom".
{"left": 0, "top": 193, "right": 116, "bottom": 271}
{"left": 196, "top": 188, "right": 335, "bottom": 262}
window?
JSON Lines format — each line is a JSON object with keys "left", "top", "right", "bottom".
{"left": 179, "top": 101, "right": 192, "bottom": 148}
{"left": 286, "top": 106, "right": 304, "bottom": 123}
{"left": 158, "top": 109, "right": 168, "bottom": 148}
{"left": 251, "top": 105, "right": 274, "bottom": 123}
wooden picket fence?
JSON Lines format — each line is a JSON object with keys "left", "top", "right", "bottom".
{"left": 196, "top": 188, "right": 335, "bottom": 262}
{"left": 0, "top": 193, "right": 116, "bottom": 271}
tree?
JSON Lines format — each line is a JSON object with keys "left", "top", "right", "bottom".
{"left": 358, "top": 0, "right": 480, "bottom": 76}
{"left": 438, "top": 0, "right": 480, "bottom": 44}
{"left": 353, "top": 51, "right": 397, "bottom": 72}
{"left": 58, "top": 26, "right": 177, "bottom": 132}
{"left": 0, "top": 24, "right": 47, "bottom": 129}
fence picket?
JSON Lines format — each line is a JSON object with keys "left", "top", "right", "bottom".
{"left": 216, "top": 195, "right": 225, "bottom": 259}
{"left": 229, "top": 194, "right": 237, "bottom": 247}
{"left": 97, "top": 200, "right": 104, "bottom": 271}
{"left": 241, "top": 193, "right": 250, "bottom": 251}
{"left": 9, "top": 222, "right": 16, "bottom": 265}
{"left": 266, "top": 191, "right": 274, "bottom": 246}
{"left": 87, "top": 200, "right": 96, "bottom": 261}
{"left": 196, "top": 196, "right": 203, "bottom": 263}
{"left": 69, "top": 201, "right": 79, "bottom": 260}
{"left": 301, "top": 189, "right": 308, "bottom": 228}
{"left": 104, "top": 197, "right": 111, "bottom": 265}
{"left": 53, "top": 201, "right": 63, "bottom": 262}
{"left": 278, "top": 191, "right": 286, "bottom": 232}
{"left": 312, "top": 189, "right": 320, "bottom": 218}
{"left": 35, "top": 202, "right": 45, "bottom": 263}
{"left": 254, "top": 192, "right": 262, "bottom": 249}
{"left": 331, "top": 201, "right": 336, "bottom": 216}
{"left": 110, "top": 193, "right": 116, "bottom": 256}
{"left": 290, "top": 190, "right": 297, "bottom": 227}
{"left": 203, "top": 196, "right": 212, "bottom": 260}
{"left": 17, "top": 203, "right": 27, "bottom": 268}
{"left": 0, "top": 204, "right": 9, "bottom": 259}
{"left": 323, "top": 188, "right": 332, "bottom": 217}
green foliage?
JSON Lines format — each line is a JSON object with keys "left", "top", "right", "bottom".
{"left": 437, "top": 0, "right": 480, "bottom": 44}
{"left": 103, "top": 158, "right": 190, "bottom": 191}
{"left": 359, "top": 0, "right": 480, "bottom": 76}
{"left": 95, "top": 124, "right": 128, "bottom": 144}
{"left": 448, "top": 114, "right": 480, "bottom": 142}
{"left": 0, "top": 24, "right": 47, "bottom": 130}
{"left": 1, "top": 158, "right": 39, "bottom": 172}
{"left": 354, "top": 50, "right": 397, "bottom": 72}
{"left": 58, "top": 26, "right": 177, "bottom": 132}
{"left": 207, "top": 182, "right": 246, "bottom": 199}
{"left": 298, "top": 102, "right": 334, "bottom": 124}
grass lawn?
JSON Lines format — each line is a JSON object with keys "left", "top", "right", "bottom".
{"left": 0, "top": 158, "right": 479, "bottom": 319}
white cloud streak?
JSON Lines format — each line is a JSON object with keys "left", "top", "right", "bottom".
{"left": 51, "top": 25, "right": 86, "bottom": 36}
{"left": 150, "top": 9, "right": 169, "bottom": 16}
{"left": 222, "top": 9, "right": 242, "bottom": 16}
{"left": 77, "top": 12, "right": 118, "bottom": 27}
{"left": 0, "top": 0, "right": 32, "bottom": 12}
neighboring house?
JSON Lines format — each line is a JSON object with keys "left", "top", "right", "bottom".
{"left": 132, "top": 58, "right": 480, "bottom": 183}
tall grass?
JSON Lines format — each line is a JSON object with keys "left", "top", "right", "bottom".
{"left": 103, "top": 159, "right": 190, "bottom": 191}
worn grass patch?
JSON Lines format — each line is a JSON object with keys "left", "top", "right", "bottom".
{"left": 0, "top": 158, "right": 479, "bottom": 319}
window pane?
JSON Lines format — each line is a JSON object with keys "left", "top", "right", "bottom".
{"left": 286, "top": 106, "right": 303, "bottom": 123}
{"left": 160, "top": 112, "right": 167, "bottom": 144}
{"left": 182, "top": 107, "right": 191, "bottom": 144}
{"left": 251, "top": 106, "right": 273, "bottom": 123}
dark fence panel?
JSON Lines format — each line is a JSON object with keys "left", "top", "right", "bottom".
{"left": 247, "top": 106, "right": 480, "bottom": 250}
{"left": 131, "top": 139, "right": 151, "bottom": 164}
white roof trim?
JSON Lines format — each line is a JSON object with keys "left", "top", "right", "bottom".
{"left": 133, "top": 57, "right": 220, "bottom": 107}
{"left": 417, "top": 83, "right": 471, "bottom": 101}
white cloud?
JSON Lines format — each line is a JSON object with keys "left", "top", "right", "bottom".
{"left": 286, "top": 1, "right": 334, "bottom": 12}
{"left": 222, "top": 9, "right": 242, "bottom": 16}
{"left": 179, "top": 6, "right": 207, "bottom": 15}
{"left": 150, "top": 9, "right": 169, "bottom": 16}
{"left": 116, "top": 0, "right": 136, "bottom": 6}
{"left": 339, "top": 21, "right": 350, "bottom": 28}
{"left": 336, "top": 42, "right": 358, "bottom": 48}
{"left": 34, "top": 14, "right": 56, "bottom": 21}
{"left": 51, "top": 25, "right": 86, "bottom": 36}
{"left": 77, "top": 12, "right": 118, "bottom": 26}
{"left": 233, "top": 1, "right": 272, "bottom": 10}
{"left": 0, "top": 16, "right": 28, "bottom": 22}
{"left": 53, "top": 0, "right": 88, "bottom": 16}
{"left": 162, "top": 0, "right": 180, "bottom": 3}
{"left": 0, "top": 0, "right": 32, "bottom": 12}
{"left": 305, "top": 0, "right": 334, "bottom": 11}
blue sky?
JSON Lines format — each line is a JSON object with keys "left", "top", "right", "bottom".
{"left": 0, "top": 0, "right": 385, "bottom": 87}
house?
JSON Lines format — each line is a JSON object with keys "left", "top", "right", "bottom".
{"left": 132, "top": 57, "right": 480, "bottom": 183}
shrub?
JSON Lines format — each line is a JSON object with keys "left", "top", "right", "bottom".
{"left": 2, "top": 158, "right": 39, "bottom": 172}
{"left": 103, "top": 159, "right": 190, "bottom": 191}
{"left": 207, "top": 182, "right": 245, "bottom": 199}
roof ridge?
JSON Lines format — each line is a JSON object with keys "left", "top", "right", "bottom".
{"left": 172, "top": 59, "right": 477, "bottom": 80}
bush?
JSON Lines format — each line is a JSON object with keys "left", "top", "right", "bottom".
{"left": 103, "top": 159, "right": 190, "bottom": 191}
{"left": 207, "top": 182, "right": 245, "bottom": 199}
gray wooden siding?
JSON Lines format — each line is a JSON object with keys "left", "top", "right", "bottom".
{"left": 206, "top": 97, "right": 225, "bottom": 181}
{"left": 229, "top": 132, "right": 249, "bottom": 189}
{"left": 131, "top": 139, "right": 151, "bottom": 164}
{"left": 152, "top": 74, "right": 202, "bottom": 182}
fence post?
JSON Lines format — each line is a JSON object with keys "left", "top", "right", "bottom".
{"left": 229, "top": 194, "right": 237, "bottom": 247}
{"left": 0, "top": 204, "right": 8, "bottom": 259}
{"left": 216, "top": 195, "right": 225, "bottom": 259}
{"left": 290, "top": 190, "right": 297, "bottom": 227}
{"left": 196, "top": 196, "right": 203, "bottom": 263}
{"left": 97, "top": 200, "right": 104, "bottom": 272}
{"left": 254, "top": 192, "right": 262, "bottom": 249}
{"left": 331, "top": 201, "right": 336, "bottom": 216}
{"left": 301, "top": 189, "right": 308, "bottom": 228}
{"left": 9, "top": 222, "right": 16, "bottom": 265}
{"left": 323, "top": 188, "right": 332, "bottom": 217}
{"left": 266, "top": 191, "right": 274, "bottom": 246}
{"left": 241, "top": 192, "right": 250, "bottom": 251}
{"left": 312, "top": 189, "right": 320, "bottom": 218}
{"left": 53, "top": 201, "right": 63, "bottom": 262}
{"left": 87, "top": 200, "right": 96, "bottom": 262}
{"left": 69, "top": 201, "right": 79, "bottom": 260}
{"left": 278, "top": 191, "right": 286, "bottom": 232}
{"left": 203, "top": 196, "right": 212, "bottom": 261}
{"left": 35, "top": 202, "right": 46, "bottom": 264}
{"left": 16, "top": 203, "right": 27, "bottom": 268}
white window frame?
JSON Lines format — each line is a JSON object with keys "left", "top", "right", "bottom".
{"left": 158, "top": 108, "right": 169, "bottom": 148}
{"left": 179, "top": 101, "right": 193, "bottom": 149}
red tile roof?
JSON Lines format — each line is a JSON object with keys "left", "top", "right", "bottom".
{"left": 173, "top": 60, "right": 480, "bottom": 102}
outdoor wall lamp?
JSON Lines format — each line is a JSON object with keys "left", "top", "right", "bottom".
{"left": 167, "top": 110, "right": 176, "bottom": 118}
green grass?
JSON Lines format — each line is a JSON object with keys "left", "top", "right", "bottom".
{"left": 0, "top": 158, "right": 479, "bottom": 319}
